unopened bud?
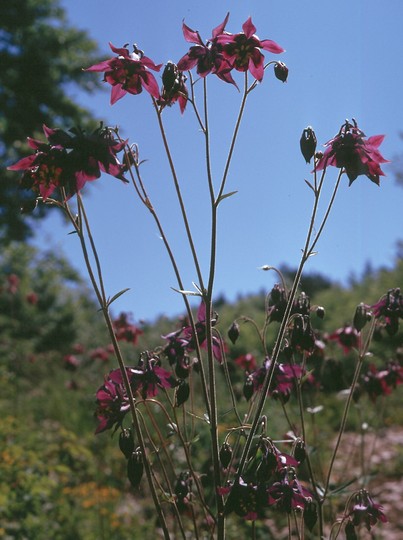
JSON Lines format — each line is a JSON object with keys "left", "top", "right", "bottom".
{"left": 228, "top": 321, "right": 240, "bottom": 344}
{"left": 119, "top": 428, "right": 135, "bottom": 459}
{"left": 293, "top": 439, "right": 306, "bottom": 464}
{"left": 316, "top": 306, "right": 325, "bottom": 319}
{"left": 300, "top": 127, "right": 317, "bottom": 164}
{"left": 243, "top": 374, "right": 254, "bottom": 401}
{"left": 175, "top": 380, "right": 190, "bottom": 407}
{"left": 127, "top": 449, "right": 144, "bottom": 488}
{"left": 304, "top": 501, "right": 318, "bottom": 532}
{"left": 353, "top": 302, "right": 369, "bottom": 332}
{"left": 219, "top": 442, "right": 233, "bottom": 469}
{"left": 162, "top": 61, "right": 179, "bottom": 93}
{"left": 274, "top": 62, "right": 288, "bottom": 82}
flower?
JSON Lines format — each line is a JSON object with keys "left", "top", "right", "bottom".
{"left": 8, "top": 124, "right": 127, "bottom": 200}
{"left": 371, "top": 288, "right": 403, "bottom": 336}
{"left": 113, "top": 312, "right": 143, "bottom": 344}
{"left": 234, "top": 353, "right": 257, "bottom": 372}
{"left": 218, "top": 17, "right": 284, "bottom": 81}
{"left": 246, "top": 358, "right": 303, "bottom": 401}
{"left": 95, "top": 370, "right": 131, "bottom": 434}
{"left": 177, "top": 13, "right": 236, "bottom": 85}
{"left": 85, "top": 43, "right": 161, "bottom": 104}
{"left": 327, "top": 325, "right": 360, "bottom": 354}
{"left": 347, "top": 489, "right": 387, "bottom": 531}
{"left": 128, "top": 354, "right": 175, "bottom": 400}
{"left": 315, "top": 119, "right": 389, "bottom": 185}
{"left": 267, "top": 468, "right": 312, "bottom": 513}
{"left": 361, "top": 361, "right": 403, "bottom": 402}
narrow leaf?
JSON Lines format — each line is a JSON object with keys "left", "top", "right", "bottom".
{"left": 107, "top": 288, "right": 131, "bottom": 307}
{"left": 217, "top": 190, "right": 238, "bottom": 204}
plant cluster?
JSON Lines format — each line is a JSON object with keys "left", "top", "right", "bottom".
{"left": 8, "top": 12, "right": 402, "bottom": 539}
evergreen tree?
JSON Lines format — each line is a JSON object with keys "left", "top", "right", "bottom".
{"left": 0, "top": 0, "right": 102, "bottom": 244}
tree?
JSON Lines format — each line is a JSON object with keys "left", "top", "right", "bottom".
{"left": 0, "top": 0, "right": 102, "bottom": 244}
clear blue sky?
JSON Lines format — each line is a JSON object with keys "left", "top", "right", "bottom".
{"left": 35, "top": 0, "right": 403, "bottom": 321}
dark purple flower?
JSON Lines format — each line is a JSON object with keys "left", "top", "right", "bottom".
{"left": 113, "top": 312, "right": 143, "bottom": 344}
{"left": 129, "top": 354, "right": 175, "bottom": 400}
{"left": 8, "top": 124, "right": 127, "bottom": 200}
{"left": 247, "top": 358, "right": 303, "bottom": 401}
{"left": 315, "top": 119, "right": 388, "bottom": 185}
{"left": 86, "top": 43, "right": 161, "bottom": 104}
{"left": 361, "top": 361, "right": 403, "bottom": 402}
{"left": 177, "top": 14, "right": 236, "bottom": 85}
{"left": 371, "top": 288, "right": 403, "bottom": 336}
{"left": 347, "top": 489, "right": 387, "bottom": 531}
{"left": 218, "top": 17, "right": 284, "bottom": 82}
{"left": 234, "top": 353, "right": 257, "bottom": 372}
{"left": 95, "top": 370, "right": 131, "bottom": 434}
{"left": 327, "top": 325, "right": 360, "bottom": 354}
{"left": 267, "top": 468, "right": 312, "bottom": 513}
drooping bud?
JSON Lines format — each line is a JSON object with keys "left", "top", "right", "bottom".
{"left": 228, "top": 321, "right": 240, "bottom": 344}
{"left": 353, "top": 302, "right": 370, "bottom": 332}
{"left": 243, "top": 374, "right": 254, "bottom": 401}
{"left": 20, "top": 199, "right": 38, "bottom": 214}
{"left": 175, "top": 380, "right": 190, "bottom": 407}
{"left": 274, "top": 62, "right": 288, "bottom": 82}
{"left": 119, "top": 428, "right": 135, "bottom": 459}
{"left": 127, "top": 449, "right": 144, "bottom": 488}
{"left": 300, "top": 127, "right": 317, "bottom": 164}
{"left": 162, "top": 61, "right": 179, "bottom": 93}
{"left": 316, "top": 306, "right": 326, "bottom": 319}
{"left": 345, "top": 521, "right": 358, "bottom": 540}
{"left": 219, "top": 442, "right": 233, "bottom": 469}
{"left": 293, "top": 439, "right": 306, "bottom": 464}
{"left": 303, "top": 500, "right": 318, "bottom": 531}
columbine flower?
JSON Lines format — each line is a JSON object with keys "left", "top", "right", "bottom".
{"left": 113, "top": 312, "right": 143, "bottom": 344}
{"left": 218, "top": 17, "right": 284, "bottom": 82}
{"left": 8, "top": 124, "right": 127, "bottom": 200}
{"left": 327, "top": 325, "right": 360, "bottom": 354}
{"left": 267, "top": 468, "right": 312, "bottom": 513}
{"left": 315, "top": 119, "right": 389, "bottom": 185}
{"left": 129, "top": 354, "right": 175, "bottom": 400}
{"left": 347, "top": 489, "right": 387, "bottom": 531}
{"left": 177, "top": 13, "right": 236, "bottom": 85}
{"left": 246, "top": 358, "right": 303, "bottom": 401}
{"left": 85, "top": 43, "right": 161, "bottom": 104}
{"left": 95, "top": 370, "right": 131, "bottom": 434}
{"left": 371, "top": 288, "right": 403, "bottom": 336}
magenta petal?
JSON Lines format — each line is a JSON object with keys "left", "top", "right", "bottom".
{"left": 367, "top": 134, "right": 385, "bottom": 148}
{"left": 141, "top": 56, "right": 162, "bottom": 72}
{"left": 110, "top": 85, "right": 127, "bottom": 105}
{"left": 211, "top": 12, "right": 230, "bottom": 39}
{"left": 141, "top": 72, "right": 160, "bottom": 99}
{"left": 197, "top": 301, "right": 206, "bottom": 322}
{"left": 7, "top": 154, "right": 36, "bottom": 170}
{"left": 260, "top": 39, "right": 285, "bottom": 54}
{"left": 248, "top": 57, "right": 264, "bottom": 81}
{"left": 39, "top": 183, "right": 56, "bottom": 201}
{"left": 177, "top": 54, "right": 198, "bottom": 72}
{"left": 85, "top": 60, "right": 113, "bottom": 72}
{"left": 108, "top": 42, "right": 129, "bottom": 57}
{"left": 182, "top": 22, "right": 203, "bottom": 45}
{"left": 242, "top": 17, "right": 256, "bottom": 38}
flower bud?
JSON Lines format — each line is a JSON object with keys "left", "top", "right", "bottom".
{"left": 293, "top": 439, "right": 306, "bottom": 464}
{"left": 119, "top": 428, "right": 135, "bottom": 459}
{"left": 219, "top": 442, "right": 233, "bottom": 469}
{"left": 274, "top": 62, "right": 288, "bottom": 82}
{"left": 243, "top": 374, "right": 254, "bottom": 401}
{"left": 303, "top": 501, "right": 318, "bottom": 531}
{"left": 353, "top": 302, "right": 369, "bottom": 332}
{"left": 316, "top": 306, "right": 325, "bottom": 319}
{"left": 175, "top": 380, "right": 190, "bottom": 407}
{"left": 345, "top": 521, "right": 358, "bottom": 540}
{"left": 162, "top": 61, "right": 179, "bottom": 93}
{"left": 228, "top": 321, "right": 240, "bottom": 344}
{"left": 300, "top": 127, "right": 317, "bottom": 164}
{"left": 127, "top": 449, "right": 144, "bottom": 488}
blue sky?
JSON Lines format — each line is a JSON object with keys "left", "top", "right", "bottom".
{"left": 35, "top": 0, "right": 403, "bottom": 321}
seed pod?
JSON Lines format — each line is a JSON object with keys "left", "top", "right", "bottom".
{"left": 274, "top": 61, "right": 288, "bottom": 82}
{"left": 228, "top": 321, "right": 240, "bottom": 345}
{"left": 300, "top": 127, "right": 317, "bottom": 164}
{"left": 219, "top": 442, "right": 233, "bottom": 469}
{"left": 175, "top": 380, "right": 190, "bottom": 407}
{"left": 127, "top": 449, "right": 143, "bottom": 488}
{"left": 119, "top": 428, "right": 135, "bottom": 459}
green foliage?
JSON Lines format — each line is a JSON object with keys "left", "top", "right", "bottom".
{"left": 0, "top": 0, "right": 103, "bottom": 244}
